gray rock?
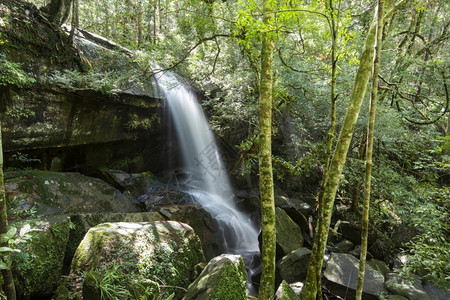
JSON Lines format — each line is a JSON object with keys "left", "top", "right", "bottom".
{"left": 5, "top": 170, "right": 140, "bottom": 215}
{"left": 275, "top": 196, "right": 311, "bottom": 233}
{"left": 385, "top": 273, "right": 430, "bottom": 300}
{"left": 423, "top": 282, "right": 450, "bottom": 300}
{"left": 334, "top": 239, "right": 355, "bottom": 253}
{"left": 324, "top": 253, "right": 385, "bottom": 299}
{"left": 184, "top": 254, "right": 247, "bottom": 300}
{"left": 276, "top": 207, "right": 304, "bottom": 256}
{"left": 277, "top": 247, "right": 311, "bottom": 283}
{"left": 156, "top": 204, "right": 223, "bottom": 259}
{"left": 100, "top": 170, "right": 193, "bottom": 208}
{"left": 367, "top": 259, "right": 390, "bottom": 276}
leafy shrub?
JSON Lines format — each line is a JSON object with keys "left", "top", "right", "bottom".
{"left": 399, "top": 186, "right": 450, "bottom": 288}
{"left": 0, "top": 54, "right": 35, "bottom": 87}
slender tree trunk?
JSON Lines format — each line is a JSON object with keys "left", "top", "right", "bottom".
{"left": 356, "top": 0, "right": 384, "bottom": 298}
{"left": 314, "top": 1, "right": 339, "bottom": 297}
{"left": 351, "top": 135, "right": 366, "bottom": 213}
{"left": 258, "top": 0, "right": 276, "bottom": 298}
{"left": 0, "top": 122, "right": 16, "bottom": 300}
{"left": 301, "top": 1, "right": 407, "bottom": 298}
{"left": 68, "top": 0, "right": 78, "bottom": 42}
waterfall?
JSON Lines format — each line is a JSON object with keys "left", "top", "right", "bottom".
{"left": 156, "top": 71, "right": 259, "bottom": 254}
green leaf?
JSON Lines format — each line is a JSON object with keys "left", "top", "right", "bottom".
{"left": 0, "top": 247, "right": 15, "bottom": 252}
{"left": 4, "top": 227, "right": 17, "bottom": 242}
{"left": 0, "top": 261, "right": 8, "bottom": 270}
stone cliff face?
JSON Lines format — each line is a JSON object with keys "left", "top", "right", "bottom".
{"left": 0, "top": 0, "right": 169, "bottom": 173}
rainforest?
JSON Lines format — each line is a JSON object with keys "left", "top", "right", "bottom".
{"left": 0, "top": 0, "right": 448, "bottom": 299}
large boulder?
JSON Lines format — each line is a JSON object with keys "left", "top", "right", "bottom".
{"left": 156, "top": 205, "right": 223, "bottom": 259}
{"left": 323, "top": 253, "right": 385, "bottom": 299}
{"left": 71, "top": 221, "right": 205, "bottom": 298}
{"left": 63, "top": 212, "right": 165, "bottom": 273}
{"left": 275, "top": 207, "right": 304, "bottom": 257}
{"left": 5, "top": 170, "right": 140, "bottom": 215}
{"left": 184, "top": 254, "right": 248, "bottom": 300}
{"left": 277, "top": 247, "right": 311, "bottom": 283}
{"left": 275, "top": 196, "right": 311, "bottom": 234}
{"left": 385, "top": 273, "right": 430, "bottom": 300}
{"left": 11, "top": 216, "right": 71, "bottom": 299}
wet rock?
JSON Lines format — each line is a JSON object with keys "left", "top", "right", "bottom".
{"left": 100, "top": 170, "right": 194, "bottom": 209}
{"left": 324, "top": 253, "right": 385, "bottom": 299}
{"left": 184, "top": 254, "right": 247, "bottom": 300}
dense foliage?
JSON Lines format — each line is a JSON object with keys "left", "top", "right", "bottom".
{"left": 21, "top": 0, "right": 450, "bottom": 290}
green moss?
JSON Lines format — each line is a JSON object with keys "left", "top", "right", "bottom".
{"left": 53, "top": 285, "right": 70, "bottom": 300}
{"left": 13, "top": 219, "right": 70, "bottom": 298}
{"left": 211, "top": 258, "right": 247, "bottom": 300}
{"left": 280, "top": 280, "right": 300, "bottom": 300}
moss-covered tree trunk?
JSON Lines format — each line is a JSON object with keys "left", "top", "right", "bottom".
{"left": 258, "top": 0, "right": 276, "bottom": 298}
{"left": 301, "top": 2, "right": 407, "bottom": 299}
{"left": 314, "top": 1, "right": 339, "bottom": 296}
{"left": 0, "top": 122, "right": 16, "bottom": 300}
{"left": 356, "top": 0, "right": 384, "bottom": 298}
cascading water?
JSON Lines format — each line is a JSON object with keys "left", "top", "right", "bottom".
{"left": 156, "top": 70, "right": 260, "bottom": 287}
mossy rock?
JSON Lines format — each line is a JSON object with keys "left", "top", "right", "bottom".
{"left": 385, "top": 273, "right": 430, "bottom": 300}
{"left": 11, "top": 216, "right": 70, "bottom": 299}
{"left": 5, "top": 170, "right": 139, "bottom": 215}
{"left": 71, "top": 221, "right": 205, "bottom": 298}
{"left": 275, "top": 207, "right": 304, "bottom": 257}
{"left": 274, "top": 280, "right": 302, "bottom": 300}
{"left": 277, "top": 247, "right": 311, "bottom": 283}
{"left": 184, "top": 254, "right": 247, "bottom": 300}
{"left": 63, "top": 212, "right": 165, "bottom": 273}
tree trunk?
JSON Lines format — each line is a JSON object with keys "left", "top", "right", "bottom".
{"left": 301, "top": 1, "right": 407, "bottom": 298}
{"left": 258, "top": 0, "right": 276, "bottom": 298}
{"left": 314, "top": 1, "right": 339, "bottom": 296}
{"left": 0, "top": 122, "right": 16, "bottom": 300}
{"left": 356, "top": 0, "right": 384, "bottom": 298}
{"left": 42, "top": 0, "right": 73, "bottom": 26}
{"left": 68, "top": 0, "right": 78, "bottom": 42}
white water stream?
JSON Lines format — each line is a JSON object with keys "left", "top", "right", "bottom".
{"left": 156, "top": 71, "right": 259, "bottom": 254}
